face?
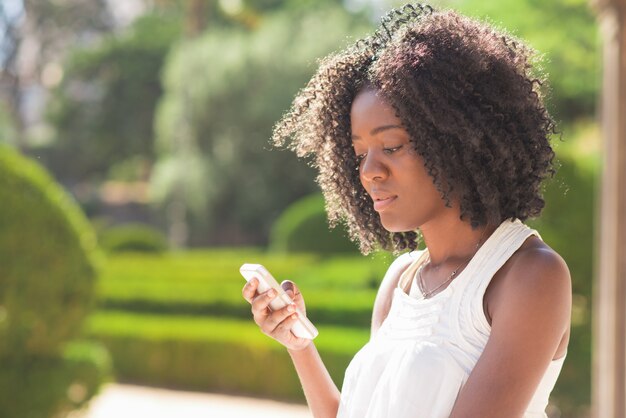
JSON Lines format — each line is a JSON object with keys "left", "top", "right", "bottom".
{"left": 350, "top": 88, "right": 448, "bottom": 232}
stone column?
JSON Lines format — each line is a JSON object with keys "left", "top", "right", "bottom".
{"left": 591, "top": 1, "right": 626, "bottom": 417}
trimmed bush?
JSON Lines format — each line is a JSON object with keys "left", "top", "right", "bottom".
{"left": 99, "top": 290, "right": 375, "bottom": 327}
{"left": 100, "top": 223, "right": 168, "bottom": 253}
{"left": 0, "top": 341, "right": 112, "bottom": 418}
{"left": 0, "top": 145, "right": 109, "bottom": 416}
{"left": 97, "top": 250, "right": 386, "bottom": 327}
{"left": 269, "top": 193, "right": 359, "bottom": 255}
{"left": 84, "top": 312, "right": 368, "bottom": 401}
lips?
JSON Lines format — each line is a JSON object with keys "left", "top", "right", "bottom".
{"left": 372, "top": 195, "right": 397, "bottom": 211}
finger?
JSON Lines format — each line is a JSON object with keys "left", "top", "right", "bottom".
{"left": 273, "top": 310, "right": 304, "bottom": 342}
{"left": 242, "top": 278, "right": 259, "bottom": 303}
{"left": 261, "top": 302, "right": 297, "bottom": 334}
{"left": 251, "top": 288, "right": 277, "bottom": 317}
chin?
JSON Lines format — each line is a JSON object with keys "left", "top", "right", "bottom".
{"left": 379, "top": 218, "right": 418, "bottom": 233}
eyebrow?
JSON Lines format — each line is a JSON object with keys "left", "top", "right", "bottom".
{"left": 351, "top": 124, "right": 405, "bottom": 140}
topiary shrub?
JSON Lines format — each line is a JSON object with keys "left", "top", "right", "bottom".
{"left": 269, "top": 193, "right": 358, "bottom": 255}
{"left": 100, "top": 223, "right": 168, "bottom": 253}
{"left": 0, "top": 341, "right": 112, "bottom": 418}
{"left": 0, "top": 145, "right": 110, "bottom": 417}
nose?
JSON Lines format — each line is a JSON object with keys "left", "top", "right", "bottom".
{"left": 359, "top": 151, "right": 388, "bottom": 183}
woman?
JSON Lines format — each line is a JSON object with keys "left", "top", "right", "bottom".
{"left": 241, "top": 4, "right": 571, "bottom": 418}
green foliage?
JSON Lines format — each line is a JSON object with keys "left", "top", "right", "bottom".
{"left": 269, "top": 193, "right": 358, "bottom": 255}
{"left": 45, "top": 13, "right": 181, "bottom": 182}
{"left": 0, "top": 145, "right": 100, "bottom": 356}
{"left": 152, "top": 6, "right": 370, "bottom": 243}
{"left": 84, "top": 311, "right": 368, "bottom": 400}
{"left": 0, "top": 341, "right": 112, "bottom": 418}
{"left": 97, "top": 250, "right": 385, "bottom": 327}
{"left": 0, "top": 103, "right": 17, "bottom": 146}
{"left": 0, "top": 145, "right": 108, "bottom": 416}
{"left": 100, "top": 223, "right": 168, "bottom": 253}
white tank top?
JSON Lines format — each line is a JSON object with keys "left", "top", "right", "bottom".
{"left": 336, "top": 218, "right": 567, "bottom": 418}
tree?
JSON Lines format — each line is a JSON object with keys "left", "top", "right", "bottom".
{"left": 45, "top": 13, "right": 181, "bottom": 184}
{"left": 0, "top": 1, "right": 24, "bottom": 146}
{"left": 152, "top": 5, "right": 371, "bottom": 246}
{"left": 0, "top": 0, "right": 112, "bottom": 150}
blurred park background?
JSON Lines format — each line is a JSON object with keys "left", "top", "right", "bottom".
{"left": 0, "top": 0, "right": 599, "bottom": 417}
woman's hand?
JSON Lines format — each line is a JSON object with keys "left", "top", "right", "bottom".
{"left": 242, "top": 278, "right": 312, "bottom": 352}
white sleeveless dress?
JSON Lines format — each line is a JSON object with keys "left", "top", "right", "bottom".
{"left": 336, "top": 218, "right": 567, "bottom": 418}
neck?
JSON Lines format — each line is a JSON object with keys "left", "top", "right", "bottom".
{"left": 419, "top": 213, "right": 498, "bottom": 268}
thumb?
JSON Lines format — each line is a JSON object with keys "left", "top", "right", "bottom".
{"left": 281, "top": 280, "right": 298, "bottom": 299}
{"left": 282, "top": 280, "right": 306, "bottom": 314}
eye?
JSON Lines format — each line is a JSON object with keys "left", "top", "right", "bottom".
{"left": 383, "top": 145, "right": 403, "bottom": 154}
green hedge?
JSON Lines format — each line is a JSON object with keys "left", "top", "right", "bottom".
{"left": 100, "top": 293, "right": 376, "bottom": 327}
{"left": 84, "top": 311, "right": 369, "bottom": 401}
{"left": 99, "top": 223, "right": 168, "bottom": 253}
{"left": 97, "top": 250, "right": 390, "bottom": 327}
{"left": 269, "top": 193, "right": 359, "bottom": 255}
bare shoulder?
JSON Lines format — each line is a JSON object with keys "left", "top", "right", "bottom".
{"left": 370, "top": 251, "right": 419, "bottom": 338}
{"left": 486, "top": 235, "right": 572, "bottom": 357}
{"left": 491, "top": 236, "right": 572, "bottom": 327}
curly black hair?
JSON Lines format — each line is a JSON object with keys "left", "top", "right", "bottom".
{"left": 272, "top": 3, "right": 557, "bottom": 255}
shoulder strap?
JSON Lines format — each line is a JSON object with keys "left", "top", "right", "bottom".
{"left": 398, "top": 249, "right": 429, "bottom": 293}
{"left": 472, "top": 222, "right": 541, "bottom": 300}
{"left": 449, "top": 219, "right": 541, "bottom": 356}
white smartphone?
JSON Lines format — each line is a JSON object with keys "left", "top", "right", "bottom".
{"left": 240, "top": 263, "right": 318, "bottom": 340}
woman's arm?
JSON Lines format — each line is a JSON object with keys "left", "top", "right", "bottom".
{"left": 242, "top": 278, "right": 339, "bottom": 417}
{"left": 242, "top": 251, "right": 416, "bottom": 417}
{"left": 287, "top": 343, "right": 341, "bottom": 418}
{"left": 448, "top": 247, "right": 572, "bottom": 418}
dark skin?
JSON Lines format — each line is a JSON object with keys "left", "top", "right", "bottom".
{"left": 242, "top": 88, "right": 571, "bottom": 418}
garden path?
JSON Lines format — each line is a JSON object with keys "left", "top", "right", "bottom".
{"left": 84, "top": 383, "right": 313, "bottom": 418}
